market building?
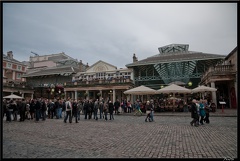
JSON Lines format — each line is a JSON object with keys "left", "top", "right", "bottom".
{"left": 126, "top": 44, "right": 226, "bottom": 105}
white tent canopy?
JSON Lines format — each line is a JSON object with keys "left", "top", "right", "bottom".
{"left": 192, "top": 85, "right": 217, "bottom": 93}
{"left": 156, "top": 84, "right": 192, "bottom": 94}
{"left": 3, "top": 94, "right": 23, "bottom": 99}
{"left": 124, "top": 85, "right": 156, "bottom": 95}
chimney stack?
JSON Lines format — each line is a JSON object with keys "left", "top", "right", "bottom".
{"left": 7, "top": 51, "right": 13, "bottom": 59}
{"left": 133, "top": 53, "right": 138, "bottom": 62}
{"left": 79, "top": 60, "right": 83, "bottom": 72}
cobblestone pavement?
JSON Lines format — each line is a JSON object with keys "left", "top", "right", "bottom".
{"left": 2, "top": 114, "right": 237, "bottom": 159}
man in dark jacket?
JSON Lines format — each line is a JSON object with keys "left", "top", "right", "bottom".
{"left": 84, "top": 100, "right": 90, "bottom": 119}
{"left": 190, "top": 99, "right": 198, "bottom": 127}
{"left": 108, "top": 101, "right": 114, "bottom": 120}
{"left": 35, "top": 98, "right": 41, "bottom": 122}
{"left": 114, "top": 99, "right": 120, "bottom": 115}
{"left": 19, "top": 99, "right": 26, "bottom": 122}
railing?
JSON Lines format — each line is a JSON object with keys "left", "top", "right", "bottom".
{"left": 201, "top": 64, "right": 234, "bottom": 81}
{"left": 64, "top": 78, "right": 133, "bottom": 87}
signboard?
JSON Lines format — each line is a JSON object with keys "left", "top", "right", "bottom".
{"left": 219, "top": 101, "right": 226, "bottom": 105}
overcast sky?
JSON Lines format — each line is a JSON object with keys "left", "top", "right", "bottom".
{"left": 3, "top": 3, "right": 237, "bottom": 68}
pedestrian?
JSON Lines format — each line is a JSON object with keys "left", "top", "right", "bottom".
{"left": 145, "top": 101, "right": 152, "bottom": 122}
{"left": 25, "top": 102, "right": 30, "bottom": 120}
{"left": 6, "top": 100, "right": 14, "bottom": 122}
{"left": 83, "top": 100, "right": 89, "bottom": 119}
{"left": 93, "top": 99, "right": 99, "bottom": 120}
{"left": 35, "top": 98, "right": 42, "bottom": 122}
{"left": 114, "top": 99, "right": 120, "bottom": 115}
{"left": 58, "top": 99, "right": 63, "bottom": 119}
{"left": 199, "top": 99, "right": 206, "bottom": 125}
{"left": 88, "top": 99, "right": 94, "bottom": 119}
{"left": 98, "top": 101, "right": 104, "bottom": 119}
{"left": 41, "top": 99, "right": 47, "bottom": 121}
{"left": 77, "top": 100, "right": 83, "bottom": 120}
{"left": 55, "top": 99, "right": 60, "bottom": 119}
{"left": 64, "top": 97, "right": 72, "bottom": 123}
{"left": 13, "top": 100, "right": 19, "bottom": 121}
{"left": 127, "top": 100, "right": 132, "bottom": 113}
{"left": 108, "top": 101, "right": 114, "bottom": 120}
{"left": 72, "top": 100, "right": 79, "bottom": 123}
{"left": 103, "top": 102, "right": 109, "bottom": 121}
{"left": 29, "top": 99, "right": 35, "bottom": 120}
{"left": 2, "top": 99, "right": 7, "bottom": 121}
{"left": 204, "top": 99, "right": 210, "bottom": 124}
{"left": 134, "top": 99, "right": 142, "bottom": 116}
{"left": 19, "top": 99, "right": 26, "bottom": 122}
{"left": 190, "top": 99, "right": 199, "bottom": 127}
{"left": 150, "top": 100, "right": 155, "bottom": 122}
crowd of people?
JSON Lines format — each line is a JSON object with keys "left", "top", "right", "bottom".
{"left": 2, "top": 97, "right": 211, "bottom": 126}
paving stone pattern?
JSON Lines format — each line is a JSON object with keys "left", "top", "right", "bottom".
{"left": 3, "top": 114, "right": 237, "bottom": 158}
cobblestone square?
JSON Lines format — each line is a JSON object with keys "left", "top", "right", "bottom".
{"left": 2, "top": 114, "right": 237, "bottom": 158}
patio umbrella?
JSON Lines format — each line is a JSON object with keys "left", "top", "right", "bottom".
{"left": 3, "top": 94, "right": 23, "bottom": 99}
{"left": 156, "top": 84, "right": 192, "bottom": 108}
{"left": 123, "top": 85, "right": 156, "bottom": 95}
{"left": 156, "top": 84, "right": 192, "bottom": 94}
{"left": 192, "top": 85, "right": 217, "bottom": 99}
{"left": 192, "top": 85, "right": 217, "bottom": 92}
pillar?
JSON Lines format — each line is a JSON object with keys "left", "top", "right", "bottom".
{"left": 22, "top": 93, "right": 24, "bottom": 98}
{"left": 211, "top": 82, "right": 217, "bottom": 105}
{"left": 75, "top": 90, "right": 77, "bottom": 100}
{"left": 99, "top": 90, "right": 102, "bottom": 100}
{"left": 64, "top": 91, "right": 67, "bottom": 100}
{"left": 86, "top": 90, "right": 89, "bottom": 100}
{"left": 31, "top": 93, "right": 33, "bottom": 99}
{"left": 113, "top": 89, "right": 116, "bottom": 103}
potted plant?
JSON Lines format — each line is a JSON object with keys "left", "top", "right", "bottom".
{"left": 97, "top": 92, "right": 101, "bottom": 97}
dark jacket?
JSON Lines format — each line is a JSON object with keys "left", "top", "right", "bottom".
{"left": 191, "top": 102, "right": 198, "bottom": 119}
{"left": 108, "top": 102, "right": 114, "bottom": 113}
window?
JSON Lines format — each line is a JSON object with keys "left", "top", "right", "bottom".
{"left": 18, "top": 65, "right": 22, "bottom": 70}
{"left": 17, "top": 73, "right": 21, "bottom": 79}
{"left": 7, "top": 63, "right": 12, "bottom": 68}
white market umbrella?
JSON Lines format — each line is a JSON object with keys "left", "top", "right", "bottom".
{"left": 156, "top": 84, "right": 191, "bottom": 108}
{"left": 192, "top": 85, "right": 217, "bottom": 99}
{"left": 124, "top": 85, "right": 156, "bottom": 95}
{"left": 192, "top": 85, "right": 217, "bottom": 92}
{"left": 156, "top": 84, "right": 192, "bottom": 94}
{"left": 3, "top": 94, "right": 23, "bottom": 99}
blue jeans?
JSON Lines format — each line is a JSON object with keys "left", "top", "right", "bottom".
{"left": 55, "top": 108, "right": 59, "bottom": 119}
{"left": 99, "top": 109, "right": 103, "bottom": 119}
{"left": 58, "top": 108, "right": 62, "bottom": 118}
{"left": 64, "top": 111, "right": 72, "bottom": 123}
{"left": 150, "top": 111, "right": 154, "bottom": 121}
{"left": 94, "top": 110, "right": 98, "bottom": 120}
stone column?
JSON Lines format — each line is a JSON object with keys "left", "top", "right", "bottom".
{"left": 211, "top": 82, "right": 217, "bottom": 105}
{"left": 99, "top": 90, "right": 102, "bottom": 100}
{"left": 75, "top": 90, "right": 77, "bottom": 100}
{"left": 113, "top": 89, "right": 116, "bottom": 103}
{"left": 31, "top": 93, "right": 33, "bottom": 99}
{"left": 86, "top": 90, "right": 89, "bottom": 100}
{"left": 22, "top": 93, "right": 24, "bottom": 98}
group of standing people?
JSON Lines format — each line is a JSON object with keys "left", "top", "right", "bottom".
{"left": 190, "top": 99, "right": 211, "bottom": 127}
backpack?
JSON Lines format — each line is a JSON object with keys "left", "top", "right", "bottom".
{"left": 67, "top": 102, "right": 71, "bottom": 109}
